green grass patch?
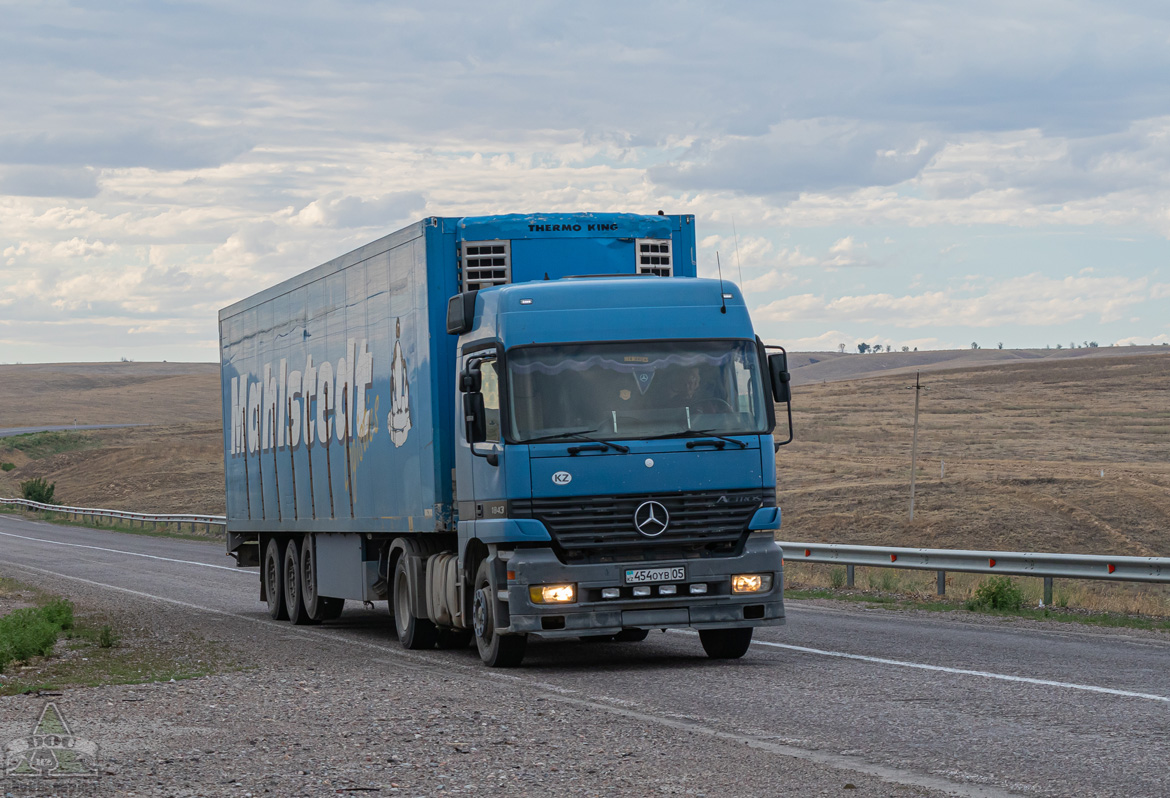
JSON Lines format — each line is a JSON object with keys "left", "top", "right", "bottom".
{"left": 0, "top": 430, "right": 97, "bottom": 460}
{"left": 0, "top": 578, "right": 233, "bottom": 696}
{"left": 1, "top": 644, "right": 224, "bottom": 696}
{"left": 0, "top": 599, "right": 75, "bottom": 672}
{"left": 965, "top": 576, "right": 1024, "bottom": 611}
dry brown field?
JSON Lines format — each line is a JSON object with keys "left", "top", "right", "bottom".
{"left": 778, "top": 351, "right": 1170, "bottom": 558}
{"left": 2, "top": 352, "right": 1168, "bottom": 561}
{"left": 0, "top": 363, "right": 224, "bottom": 513}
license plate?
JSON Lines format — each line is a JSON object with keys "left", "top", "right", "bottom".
{"left": 624, "top": 566, "right": 686, "bottom": 585}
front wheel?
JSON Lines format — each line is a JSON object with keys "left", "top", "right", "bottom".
{"left": 393, "top": 555, "right": 437, "bottom": 650}
{"left": 473, "top": 561, "right": 526, "bottom": 667}
{"left": 699, "top": 627, "right": 753, "bottom": 659}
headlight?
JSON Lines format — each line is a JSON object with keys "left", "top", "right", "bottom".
{"left": 529, "top": 583, "right": 576, "bottom": 604}
{"left": 731, "top": 573, "right": 773, "bottom": 594}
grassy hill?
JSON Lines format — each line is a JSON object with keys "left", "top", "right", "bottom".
{"left": 778, "top": 351, "right": 1170, "bottom": 556}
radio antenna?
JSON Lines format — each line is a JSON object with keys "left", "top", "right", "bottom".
{"left": 732, "top": 219, "right": 744, "bottom": 287}
{"left": 716, "top": 252, "right": 727, "bottom": 314}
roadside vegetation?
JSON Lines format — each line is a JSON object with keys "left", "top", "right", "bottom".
{"left": 784, "top": 562, "right": 1170, "bottom": 632}
{"left": 19, "top": 476, "right": 56, "bottom": 503}
{"left": 0, "top": 576, "right": 230, "bottom": 696}
{"left": 0, "top": 430, "right": 98, "bottom": 460}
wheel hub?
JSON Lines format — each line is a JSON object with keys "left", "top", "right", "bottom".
{"left": 473, "top": 588, "right": 491, "bottom": 640}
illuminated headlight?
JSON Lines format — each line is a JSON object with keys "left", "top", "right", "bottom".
{"left": 601, "top": 587, "right": 621, "bottom": 599}
{"left": 658, "top": 585, "right": 677, "bottom": 596}
{"left": 632, "top": 586, "right": 652, "bottom": 597}
{"left": 731, "top": 573, "right": 773, "bottom": 594}
{"left": 529, "top": 584, "right": 576, "bottom": 604}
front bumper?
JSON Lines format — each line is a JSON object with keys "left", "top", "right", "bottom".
{"left": 500, "top": 533, "right": 785, "bottom": 638}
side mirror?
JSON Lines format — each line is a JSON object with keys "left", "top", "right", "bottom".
{"left": 447, "top": 291, "right": 478, "bottom": 335}
{"left": 463, "top": 392, "right": 486, "bottom": 444}
{"left": 768, "top": 353, "right": 791, "bottom": 404}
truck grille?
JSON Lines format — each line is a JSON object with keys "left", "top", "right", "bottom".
{"left": 511, "top": 488, "right": 770, "bottom": 559}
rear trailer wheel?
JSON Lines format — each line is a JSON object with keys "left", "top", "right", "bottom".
{"left": 264, "top": 538, "right": 288, "bottom": 621}
{"left": 614, "top": 628, "right": 650, "bottom": 642}
{"left": 393, "top": 555, "right": 437, "bottom": 650}
{"left": 283, "top": 538, "right": 317, "bottom": 625}
{"left": 699, "top": 627, "right": 753, "bottom": 659}
{"left": 299, "top": 535, "right": 337, "bottom": 622}
{"left": 473, "top": 561, "right": 526, "bottom": 668}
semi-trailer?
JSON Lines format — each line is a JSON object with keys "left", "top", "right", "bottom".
{"left": 218, "top": 212, "right": 792, "bottom": 667}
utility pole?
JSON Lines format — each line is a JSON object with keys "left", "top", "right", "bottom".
{"left": 908, "top": 371, "right": 926, "bottom": 521}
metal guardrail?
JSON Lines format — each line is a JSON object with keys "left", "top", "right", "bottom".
{"left": 779, "top": 541, "right": 1170, "bottom": 604}
{"left": 0, "top": 498, "right": 226, "bottom": 534}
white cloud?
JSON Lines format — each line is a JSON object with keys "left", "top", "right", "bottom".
{"left": 1, "top": 2, "right": 1169, "bottom": 362}
{"left": 291, "top": 191, "right": 425, "bottom": 229}
{"left": 1114, "top": 334, "right": 1170, "bottom": 345}
{"left": 752, "top": 273, "right": 1164, "bottom": 329}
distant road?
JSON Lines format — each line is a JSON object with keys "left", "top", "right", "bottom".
{"left": 0, "top": 424, "right": 146, "bottom": 439}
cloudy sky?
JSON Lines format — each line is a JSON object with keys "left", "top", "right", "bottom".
{"left": 2, "top": 0, "right": 1169, "bottom": 362}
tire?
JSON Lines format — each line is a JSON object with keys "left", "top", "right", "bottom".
{"left": 614, "top": 628, "right": 650, "bottom": 642}
{"left": 473, "top": 560, "right": 527, "bottom": 667}
{"left": 435, "top": 628, "right": 473, "bottom": 649}
{"left": 393, "top": 555, "right": 437, "bottom": 650}
{"left": 283, "top": 538, "right": 317, "bottom": 625}
{"left": 699, "top": 627, "right": 753, "bottom": 659}
{"left": 264, "top": 538, "right": 288, "bottom": 621}
{"left": 299, "top": 535, "right": 340, "bottom": 623}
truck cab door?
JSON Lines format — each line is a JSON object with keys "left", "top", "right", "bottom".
{"left": 457, "top": 351, "right": 507, "bottom": 529}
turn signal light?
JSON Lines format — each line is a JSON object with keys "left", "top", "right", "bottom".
{"left": 731, "top": 573, "right": 774, "bottom": 594}
{"left": 529, "top": 584, "right": 576, "bottom": 604}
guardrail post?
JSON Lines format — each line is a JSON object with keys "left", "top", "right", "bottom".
{"left": 937, "top": 570, "right": 946, "bottom": 596}
{"left": 846, "top": 564, "right": 855, "bottom": 588}
{"left": 1043, "top": 576, "right": 1053, "bottom": 606}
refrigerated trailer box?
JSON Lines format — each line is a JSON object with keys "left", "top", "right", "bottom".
{"left": 219, "top": 212, "right": 792, "bottom": 666}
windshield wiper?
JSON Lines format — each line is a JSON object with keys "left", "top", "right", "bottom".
{"left": 522, "top": 429, "right": 630, "bottom": 453}
{"left": 645, "top": 428, "right": 748, "bottom": 449}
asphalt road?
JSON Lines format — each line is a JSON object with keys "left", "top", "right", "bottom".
{"left": 1, "top": 513, "right": 1167, "bottom": 797}
{"left": 0, "top": 424, "right": 145, "bottom": 439}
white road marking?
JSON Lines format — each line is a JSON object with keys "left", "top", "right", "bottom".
{"left": 5, "top": 520, "right": 1164, "bottom": 706}
{"left": 0, "top": 561, "right": 1018, "bottom": 798}
{"left": 0, "top": 529, "right": 250, "bottom": 573}
{"left": 741, "top": 636, "right": 1170, "bottom": 704}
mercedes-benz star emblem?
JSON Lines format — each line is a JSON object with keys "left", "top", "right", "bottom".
{"left": 633, "top": 500, "right": 670, "bottom": 537}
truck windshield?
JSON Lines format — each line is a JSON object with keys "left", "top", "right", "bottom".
{"left": 507, "top": 340, "right": 770, "bottom": 442}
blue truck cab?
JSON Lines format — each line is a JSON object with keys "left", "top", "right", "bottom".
{"left": 219, "top": 212, "right": 791, "bottom": 667}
